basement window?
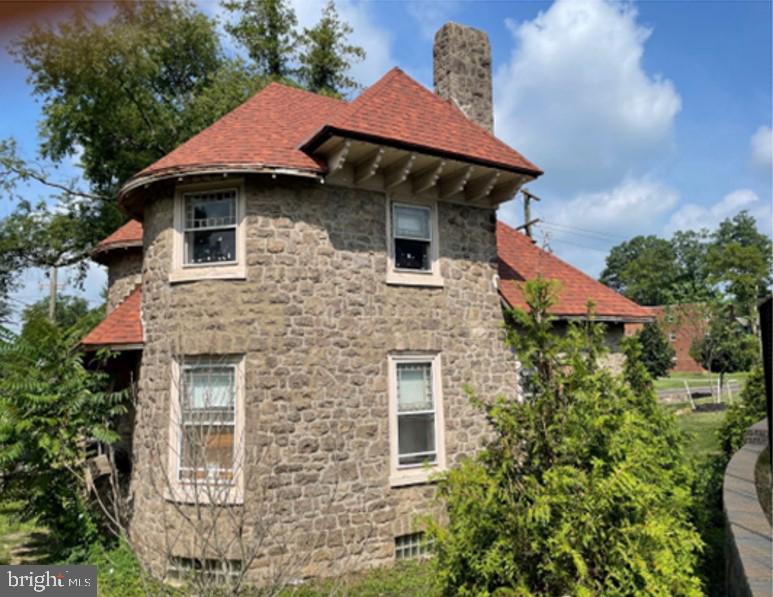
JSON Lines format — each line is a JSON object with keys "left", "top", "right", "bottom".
{"left": 395, "top": 532, "right": 433, "bottom": 560}
{"left": 167, "top": 556, "right": 241, "bottom": 584}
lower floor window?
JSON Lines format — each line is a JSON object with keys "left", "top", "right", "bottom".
{"left": 395, "top": 532, "right": 433, "bottom": 560}
{"left": 396, "top": 361, "right": 437, "bottom": 466}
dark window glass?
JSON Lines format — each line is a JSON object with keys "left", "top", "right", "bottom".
{"left": 395, "top": 238, "right": 430, "bottom": 270}
{"left": 186, "top": 229, "right": 236, "bottom": 264}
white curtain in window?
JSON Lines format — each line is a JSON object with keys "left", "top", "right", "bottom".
{"left": 397, "top": 363, "right": 433, "bottom": 412}
{"left": 185, "top": 367, "right": 234, "bottom": 409}
{"left": 394, "top": 205, "right": 430, "bottom": 240}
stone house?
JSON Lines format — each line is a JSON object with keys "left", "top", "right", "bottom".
{"left": 81, "top": 22, "right": 649, "bottom": 584}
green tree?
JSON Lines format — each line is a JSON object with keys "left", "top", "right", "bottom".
{"left": 0, "top": 1, "right": 269, "bottom": 298}
{"left": 0, "top": 314, "right": 124, "bottom": 557}
{"left": 690, "top": 302, "right": 758, "bottom": 389}
{"left": 224, "top": 0, "right": 298, "bottom": 79}
{"left": 21, "top": 294, "right": 99, "bottom": 331}
{"left": 671, "top": 229, "right": 713, "bottom": 302}
{"left": 297, "top": 1, "right": 365, "bottom": 96}
{"left": 599, "top": 235, "right": 680, "bottom": 305}
{"left": 429, "top": 279, "right": 703, "bottom": 596}
{"left": 706, "top": 211, "right": 772, "bottom": 322}
{"left": 637, "top": 321, "right": 676, "bottom": 378}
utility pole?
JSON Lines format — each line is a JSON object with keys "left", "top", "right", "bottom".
{"left": 521, "top": 188, "right": 541, "bottom": 239}
{"left": 48, "top": 266, "right": 57, "bottom": 323}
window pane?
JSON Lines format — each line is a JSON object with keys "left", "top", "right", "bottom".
{"left": 180, "top": 424, "right": 234, "bottom": 481}
{"left": 398, "top": 413, "right": 436, "bottom": 465}
{"left": 395, "top": 238, "right": 430, "bottom": 271}
{"left": 397, "top": 363, "right": 433, "bottom": 412}
{"left": 185, "top": 229, "right": 236, "bottom": 264}
{"left": 185, "top": 191, "right": 236, "bottom": 229}
{"left": 394, "top": 205, "right": 430, "bottom": 240}
{"left": 184, "top": 366, "right": 235, "bottom": 410}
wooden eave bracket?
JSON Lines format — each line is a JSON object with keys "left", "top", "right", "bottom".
{"left": 412, "top": 160, "right": 447, "bottom": 194}
{"left": 327, "top": 139, "right": 352, "bottom": 174}
{"left": 384, "top": 153, "right": 417, "bottom": 190}
{"left": 465, "top": 171, "right": 501, "bottom": 202}
{"left": 438, "top": 166, "right": 473, "bottom": 199}
{"left": 354, "top": 147, "right": 386, "bottom": 185}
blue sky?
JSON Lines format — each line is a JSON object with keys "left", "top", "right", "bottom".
{"left": 1, "top": 0, "right": 771, "bottom": 321}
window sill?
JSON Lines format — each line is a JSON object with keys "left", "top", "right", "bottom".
{"left": 386, "top": 270, "right": 444, "bottom": 288}
{"left": 169, "top": 264, "right": 247, "bottom": 284}
{"left": 164, "top": 486, "right": 243, "bottom": 505}
{"left": 389, "top": 467, "right": 444, "bottom": 488}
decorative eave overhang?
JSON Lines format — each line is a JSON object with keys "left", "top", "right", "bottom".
{"left": 498, "top": 294, "right": 656, "bottom": 324}
{"left": 304, "top": 130, "right": 541, "bottom": 207}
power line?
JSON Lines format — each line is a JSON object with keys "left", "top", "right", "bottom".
{"left": 541, "top": 220, "right": 629, "bottom": 242}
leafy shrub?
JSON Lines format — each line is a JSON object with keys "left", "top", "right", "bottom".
{"left": 429, "top": 279, "right": 703, "bottom": 596}
{"left": 0, "top": 312, "right": 125, "bottom": 558}
{"left": 718, "top": 365, "right": 766, "bottom": 456}
{"left": 636, "top": 321, "right": 676, "bottom": 378}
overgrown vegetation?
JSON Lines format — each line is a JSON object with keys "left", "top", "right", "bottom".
{"left": 428, "top": 279, "right": 703, "bottom": 596}
{"left": 0, "top": 299, "right": 123, "bottom": 560}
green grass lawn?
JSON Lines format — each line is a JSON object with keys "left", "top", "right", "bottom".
{"left": 654, "top": 371, "right": 749, "bottom": 392}
{"left": 675, "top": 409, "right": 726, "bottom": 464}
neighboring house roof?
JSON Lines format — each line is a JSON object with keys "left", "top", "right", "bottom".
{"left": 81, "top": 285, "right": 143, "bottom": 349}
{"left": 496, "top": 221, "right": 653, "bottom": 322}
{"left": 301, "top": 68, "right": 541, "bottom": 175}
{"left": 118, "top": 69, "right": 540, "bottom": 208}
{"left": 91, "top": 220, "right": 143, "bottom": 263}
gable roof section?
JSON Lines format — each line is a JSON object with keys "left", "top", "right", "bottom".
{"left": 497, "top": 221, "right": 652, "bottom": 321}
{"left": 81, "top": 285, "right": 143, "bottom": 349}
{"left": 133, "top": 83, "right": 346, "bottom": 182}
{"left": 302, "top": 68, "right": 541, "bottom": 175}
{"left": 92, "top": 219, "right": 143, "bottom": 262}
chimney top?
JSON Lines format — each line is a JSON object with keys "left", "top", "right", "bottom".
{"left": 433, "top": 23, "right": 494, "bottom": 133}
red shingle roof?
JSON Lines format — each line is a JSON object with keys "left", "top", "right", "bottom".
{"left": 122, "top": 69, "right": 540, "bottom": 198}
{"left": 92, "top": 220, "right": 143, "bottom": 260}
{"left": 81, "top": 285, "right": 143, "bottom": 348}
{"left": 497, "top": 221, "right": 652, "bottom": 321}
{"left": 302, "top": 68, "right": 541, "bottom": 175}
{"left": 134, "top": 83, "right": 345, "bottom": 181}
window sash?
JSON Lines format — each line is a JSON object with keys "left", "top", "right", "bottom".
{"left": 182, "top": 190, "right": 239, "bottom": 266}
{"left": 395, "top": 360, "right": 437, "bottom": 468}
{"left": 393, "top": 204, "right": 432, "bottom": 241}
{"left": 179, "top": 363, "right": 237, "bottom": 483}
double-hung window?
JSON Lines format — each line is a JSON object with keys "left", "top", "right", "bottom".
{"left": 387, "top": 200, "right": 442, "bottom": 287}
{"left": 183, "top": 190, "right": 238, "bottom": 265}
{"left": 169, "top": 356, "right": 244, "bottom": 503}
{"left": 171, "top": 181, "right": 246, "bottom": 283}
{"left": 388, "top": 354, "right": 445, "bottom": 486}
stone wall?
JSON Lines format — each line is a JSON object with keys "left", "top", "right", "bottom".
{"left": 129, "top": 175, "right": 519, "bottom": 582}
{"left": 724, "top": 419, "right": 772, "bottom": 597}
{"left": 106, "top": 250, "right": 143, "bottom": 313}
{"left": 433, "top": 23, "right": 493, "bottom": 132}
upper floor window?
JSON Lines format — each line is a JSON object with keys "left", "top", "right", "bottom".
{"left": 388, "top": 353, "right": 446, "bottom": 486}
{"left": 171, "top": 180, "right": 246, "bottom": 283}
{"left": 184, "top": 190, "right": 238, "bottom": 265}
{"left": 386, "top": 199, "right": 443, "bottom": 287}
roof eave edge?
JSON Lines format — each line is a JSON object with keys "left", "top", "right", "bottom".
{"left": 301, "top": 126, "right": 544, "bottom": 178}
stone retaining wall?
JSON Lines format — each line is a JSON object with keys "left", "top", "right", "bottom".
{"left": 724, "top": 418, "right": 772, "bottom": 596}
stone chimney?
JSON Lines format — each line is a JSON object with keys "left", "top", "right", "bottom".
{"left": 433, "top": 23, "right": 494, "bottom": 133}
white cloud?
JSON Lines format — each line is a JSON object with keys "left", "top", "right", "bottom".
{"left": 406, "top": 1, "right": 461, "bottom": 40}
{"left": 494, "top": 0, "right": 681, "bottom": 193}
{"left": 539, "top": 177, "right": 679, "bottom": 235}
{"left": 665, "top": 188, "right": 765, "bottom": 234}
{"left": 750, "top": 125, "right": 772, "bottom": 171}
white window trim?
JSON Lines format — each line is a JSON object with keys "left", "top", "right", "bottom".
{"left": 170, "top": 179, "right": 247, "bottom": 283}
{"left": 166, "top": 355, "right": 245, "bottom": 505}
{"left": 385, "top": 196, "right": 443, "bottom": 288}
{"left": 388, "top": 353, "right": 446, "bottom": 487}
